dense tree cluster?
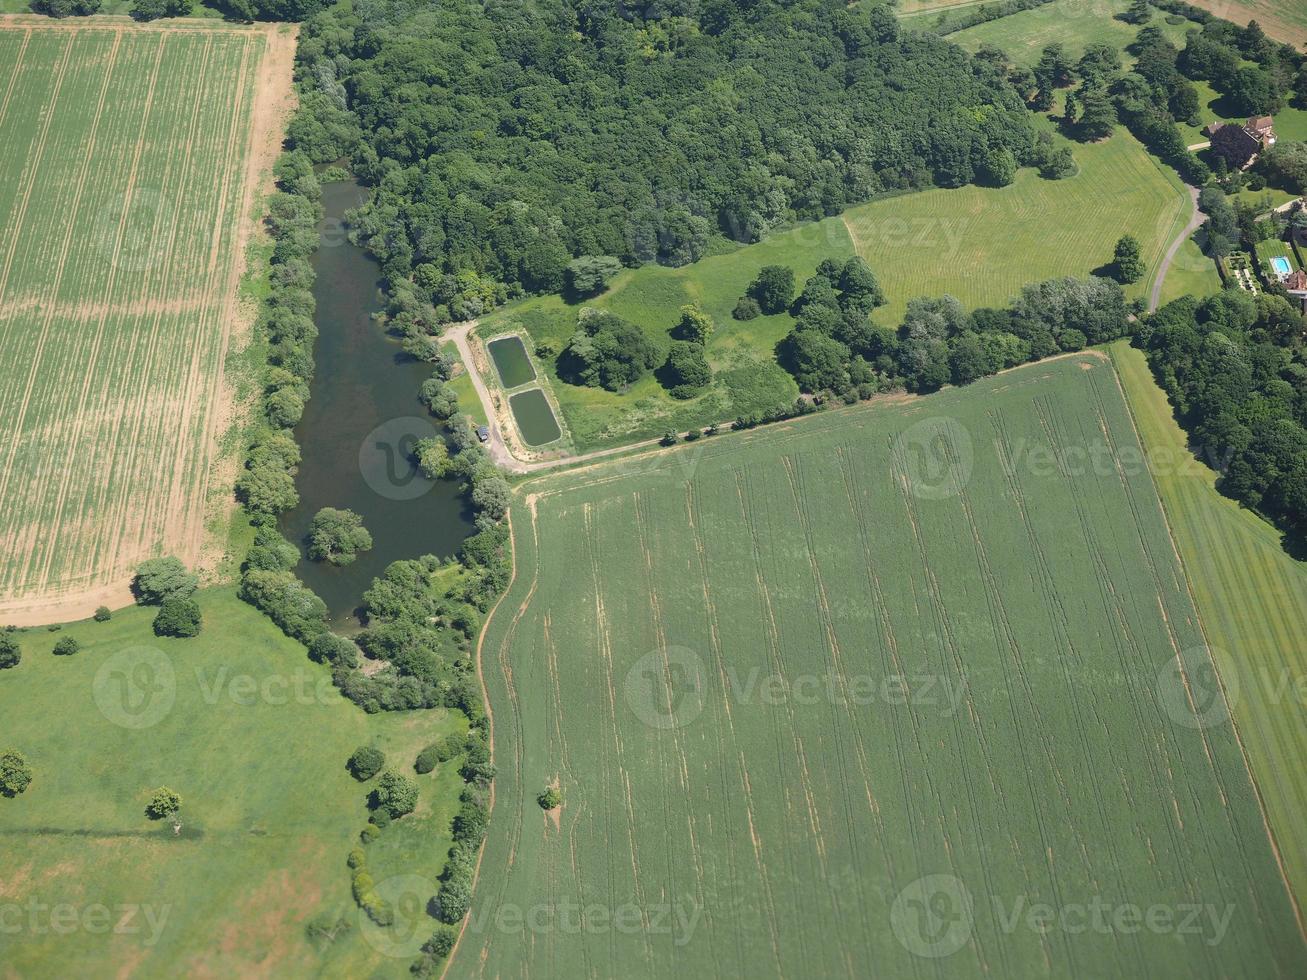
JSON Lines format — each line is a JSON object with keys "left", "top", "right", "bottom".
{"left": 776, "top": 263, "right": 1129, "bottom": 396}
{"left": 1139, "top": 290, "right": 1307, "bottom": 545}
{"left": 306, "top": 507, "right": 373, "bottom": 565}
{"left": 559, "top": 311, "right": 664, "bottom": 391}
{"left": 235, "top": 153, "right": 324, "bottom": 522}
{"left": 287, "top": 0, "right": 1039, "bottom": 324}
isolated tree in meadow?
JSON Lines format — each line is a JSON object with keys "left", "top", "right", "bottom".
{"left": 674, "top": 305, "right": 714, "bottom": 345}
{"left": 348, "top": 746, "right": 386, "bottom": 781}
{"left": 307, "top": 508, "right": 373, "bottom": 566}
{"left": 732, "top": 296, "right": 761, "bottom": 320}
{"left": 0, "top": 634, "right": 19, "bottom": 670}
{"left": 132, "top": 556, "right": 198, "bottom": 606}
{"left": 52, "top": 636, "right": 80, "bottom": 656}
{"left": 145, "top": 787, "right": 182, "bottom": 832}
{"left": 153, "top": 596, "right": 202, "bottom": 638}
{"left": 662, "top": 340, "right": 712, "bottom": 398}
{"left": 0, "top": 751, "right": 32, "bottom": 797}
{"left": 748, "top": 265, "right": 795, "bottom": 314}
{"left": 1113, "top": 235, "right": 1145, "bottom": 284}
{"left": 373, "top": 770, "right": 419, "bottom": 819}
{"left": 93, "top": 606, "right": 111, "bottom": 622}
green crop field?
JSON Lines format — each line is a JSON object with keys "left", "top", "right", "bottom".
{"left": 481, "top": 131, "right": 1196, "bottom": 452}
{"left": 0, "top": 588, "right": 468, "bottom": 976}
{"left": 0, "top": 21, "right": 283, "bottom": 622}
{"left": 1113, "top": 340, "right": 1307, "bottom": 916}
{"left": 463, "top": 354, "right": 1305, "bottom": 978}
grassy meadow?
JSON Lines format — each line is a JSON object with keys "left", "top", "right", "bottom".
{"left": 463, "top": 354, "right": 1305, "bottom": 978}
{"left": 0, "top": 22, "right": 268, "bottom": 618}
{"left": 947, "top": 0, "right": 1196, "bottom": 66}
{"left": 1113, "top": 341, "right": 1307, "bottom": 913}
{"left": 0, "top": 589, "right": 468, "bottom": 977}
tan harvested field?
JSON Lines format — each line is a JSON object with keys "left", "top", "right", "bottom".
{"left": 1181, "top": 0, "right": 1307, "bottom": 46}
{"left": 0, "top": 18, "right": 296, "bottom": 625}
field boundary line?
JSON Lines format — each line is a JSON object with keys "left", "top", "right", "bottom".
{"left": 441, "top": 498, "right": 529, "bottom": 980}
{"left": 0, "top": 27, "right": 31, "bottom": 129}
{"left": 1107, "top": 344, "right": 1307, "bottom": 942}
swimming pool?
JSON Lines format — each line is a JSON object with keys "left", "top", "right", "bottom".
{"left": 1270, "top": 255, "right": 1292, "bottom": 278}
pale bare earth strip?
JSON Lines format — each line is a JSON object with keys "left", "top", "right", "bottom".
{"left": 0, "top": 23, "right": 297, "bottom": 627}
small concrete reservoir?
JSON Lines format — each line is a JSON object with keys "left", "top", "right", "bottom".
{"left": 509, "top": 388, "right": 562, "bottom": 446}
{"left": 488, "top": 335, "right": 536, "bottom": 389}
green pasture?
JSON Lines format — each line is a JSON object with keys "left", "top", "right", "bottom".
{"left": 1112, "top": 341, "right": 1307, "bottom": 915}
{"left": 0, "top": 589, "right": 467, "bottom": 976}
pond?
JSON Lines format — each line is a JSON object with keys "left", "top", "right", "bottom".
{"left": 279, "top": 180, "right": 475, "bottom": 630}
{"left": 509, "top": 388, "right": 562, "bottom": 447}
{"left": 487, "top": 334, "right": 536, "bottom": 388}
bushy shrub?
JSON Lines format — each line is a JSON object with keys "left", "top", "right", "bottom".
{"left": 0, "top": 750, "right": 33, "bottom": 796}
{"left": 154, "top": 597, "right": 202, "bottom": 638}
{"left": 93, "top": 606, "right": 111, "bottom": 622}
{"left": 0, "top": 635, "right": 20, "bottom": 670}
{"left": 415, "top": 744, "right": 440, "bottom": 774}
{"left": 348, "top": 746, "right": 385, "bottom": 781}
{"left": 52, "top": 636, "right": 80, "bottom": 656}
{"left": 372, "top": 770, "right": 419, "bottom": 818}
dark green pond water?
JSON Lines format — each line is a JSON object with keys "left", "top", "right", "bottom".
{"left": 487, "top": 335, "right": 536, "bottom": 388}
{"left": 279, "top": 180, "right": 474, "bottom": 629}
{"left": 509, "top": 388, "right": 562, "bottom": 446}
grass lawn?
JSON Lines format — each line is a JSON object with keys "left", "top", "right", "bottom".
{"left": 462, "top": 354, "right": 1305, "bottom": 978}
{"left": 1112, "top": 340, "right": 1307, "bottom": 914}
{"left": 0, "top": 589, "right": 467, "bottom": 976}
{"left": 442, "top": 342, "right": 489, "bottom": 429}
{"left": 947, "top": 0, "right": 1195, "bottom": 67}
{"left": 842, "top": 130, "right": 1192, "bottom": 320}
